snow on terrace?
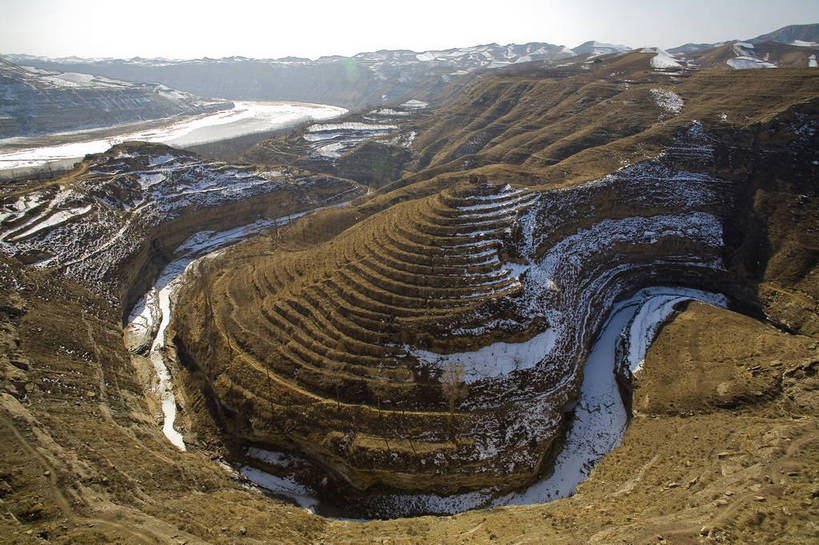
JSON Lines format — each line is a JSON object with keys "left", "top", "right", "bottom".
{"left": 9, "top": 205, "right": 93, "bottom": 241}
{"left": 0, "top": 186, "right": 92, "bottom": 244}
{"left": 404, "top": 184, "right": 539, "bottom": 380}
{"left": 305, "top": 122, "right": 397, "bottom": 134}
{"left": 303, "top": 121, "right": 401, "bottom": 158}
{"left": 413, "top": 330, "right": 557, "bottom": 383}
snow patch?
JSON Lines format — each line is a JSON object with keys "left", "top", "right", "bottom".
{"left": 412, "top": 329, "right": 557, "bottom": 383}
{"left": 9, "top": 205, "right": 92, "bottom": 241}
{"left": 650, "top": 89, "right": 684, "bottom": 115}
{"left": 239, "top": 466, "right": 318, "bottom": 511}
{"left": 306, "top": 122, "right": 397, "bottom": 133}
{"left": 400, "top": 99, "right": 428, "bottom": 109}
{"left": 649, "top": 49, "right": 683, "bottom": 69}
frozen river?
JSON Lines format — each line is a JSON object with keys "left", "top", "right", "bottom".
{"left": 0, "top": 101, "right": 347, "bottom": 172}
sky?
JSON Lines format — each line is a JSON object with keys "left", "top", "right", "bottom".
{"left": 2, "top": 0, "right": 818, "bottom": 60}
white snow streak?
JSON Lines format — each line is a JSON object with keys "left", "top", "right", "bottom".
{"left": 412, "top": 329, "right": 557, "bottom": 383}
{"left": 239, "top": 466, "right": 319, "bottom": 511}
{"left": 649, "top": 49, "right": 683, "bottom": 69}
{"left": 727, "top": 57, "right": 777, "bottom": 69}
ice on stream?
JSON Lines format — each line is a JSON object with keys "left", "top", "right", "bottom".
{"left": 492, "top": 287, "right": 726, "bottom": 507}
{"left": 239, "top": 466, "right": 319, "bottom": 511}
{"left": 125, "top": 212, "right": 327, "bottom": 452}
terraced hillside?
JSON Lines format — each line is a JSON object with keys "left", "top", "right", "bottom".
{"left": 243, "top": 100, "right": 427, "bottom": 191}
{"left": 244, "top": 50, "right": 819, "bottom": 196}
{"left": 174, "top": 131, "right": 748, "bottom": 502}
{"left": 175, "top": 183, "right": 547, "bottom": 494}
{"left": 0, "top": 41, "right": 818, "bottom": 543}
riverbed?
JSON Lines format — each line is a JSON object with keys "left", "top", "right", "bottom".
{"left": 0, "top": 101, "right": 347, "bottom": 173}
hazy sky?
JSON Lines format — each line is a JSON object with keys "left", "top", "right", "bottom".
{"left": 2, "top": 0, "right": 818, "bottom": 59}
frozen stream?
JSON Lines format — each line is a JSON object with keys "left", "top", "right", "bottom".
{"left": 125, "top": 213, "right": 321, "bottom": 452}
{"left": 0, "top": 101, "right": 347, "bottom": 171}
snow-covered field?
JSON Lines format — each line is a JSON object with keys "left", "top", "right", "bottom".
{"left": 0, "top": 101, "right": 347, "bottom": 171}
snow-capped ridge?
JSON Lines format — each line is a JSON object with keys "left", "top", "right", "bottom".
{"left": 572, "top": 41, "right": 632, "bottom": 57}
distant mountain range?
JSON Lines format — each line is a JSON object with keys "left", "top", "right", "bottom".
{"left": 4, "top": 24, "right": 816, "bottom": 111}
{"left": 2, "top": 43, "right": 581, "bottom": 110}
{"left": 670, "top": 23, "right": 819, "bottom": 54}
{"left": 1, "top": 23, "right": 816, "bottom": 138}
